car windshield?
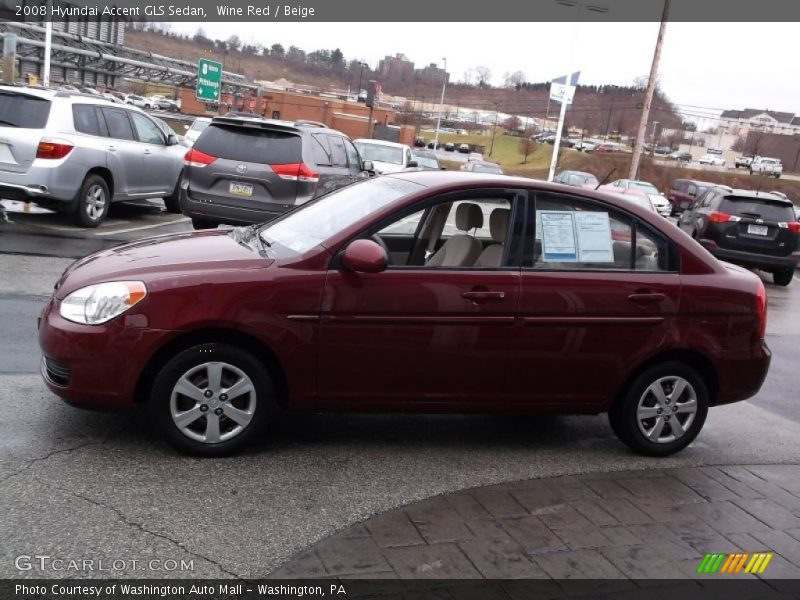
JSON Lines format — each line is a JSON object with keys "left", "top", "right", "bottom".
{"left": 190, "top": 120, "right": 210, "bottom": 133}
{"left": 472, "top": 163, "right": 503, "bottom": 174}
{"left": 355, "top": 142, "right": 403, "bottom": 165}
{"left": 569, "top": 173, "right": 598, "bottom": 185}
{"left": 413, "top": 156, "right": 438, "bottom": 169}
{"left": 630, "top": 181, "right": 659, "bottom": 195}
{"left": 260, "top": 177, "right": 421, "bottom": 254}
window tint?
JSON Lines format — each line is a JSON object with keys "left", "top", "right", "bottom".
{"left": 100, "top": 108, "right": 135, "bottom": 140}
{"left": 194, "top": 125, "right": 302, "bottom": 164}
{"left": 328, "top": 135, "right": 348, "bottom": 168}
{"left": 530, "top": 194, "right": 670, "bottom": 272}
{"left": 130, "top": 112, "right": 165, "bottom": 144}
{"left": 310, "top": 135, "right": 332, "bottom": 166}
{"left": 720, "top": 196, "right": 796, "bottom": 222}
{"left": 0, "top": 92, "right": 51, "bottom": 128}
{"left": 72, "top": 105, "right": 101, "bottom": 136}
{"left": 343, "top": 139, "right": 361, "bottom": 169}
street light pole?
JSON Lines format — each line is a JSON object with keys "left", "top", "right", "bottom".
{"left": 356, "top": 62, "right": 367, "bottom": 100}
{"left": 433, "top": 57, "right": 447, "bottom": 150}
{"left": 489, "top": 103, "right": 500, "bottom": 157}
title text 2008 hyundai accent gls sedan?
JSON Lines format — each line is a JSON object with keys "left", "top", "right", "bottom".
{"left": 39, "top": 171, "right": 771, "bottom": 457}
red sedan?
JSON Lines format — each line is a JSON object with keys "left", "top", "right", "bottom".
{"left": 39, "top": 171, "right": 771, "bottom": 457}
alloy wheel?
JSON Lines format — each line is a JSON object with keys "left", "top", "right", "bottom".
{"left": 636, "top": 376, "right": 698, "bottom": 444}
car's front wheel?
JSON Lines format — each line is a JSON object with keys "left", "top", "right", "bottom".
{"left": 773, "top": 268, "right": 794, "bottom": 287}
{"left": 609, "top": 361, "right": 709, "bottom": 456}
{"left": 149, "top": 343, "right": 273, "bottom": 456}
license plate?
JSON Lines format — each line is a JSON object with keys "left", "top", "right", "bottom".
{"left": 229, "top": 182, "right": 253, "bottom": 197}
{"left": 748, "top": 224, "right": 768, "bottom": 236}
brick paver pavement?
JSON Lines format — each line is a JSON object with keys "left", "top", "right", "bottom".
{"left": 271, "top": 465, "right": 800, "bottom": 581}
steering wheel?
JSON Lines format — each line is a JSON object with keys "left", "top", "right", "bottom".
{"left": 371, "top": 234, "right": 392, "bottom": 265}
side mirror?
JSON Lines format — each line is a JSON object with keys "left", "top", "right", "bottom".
{"left": 407, "top": 160, "right": 418, "bottom": 168}
{"left": 362, "top": 160, "right": 375, "bottom": 173}
{"left": 440, "top": 166, "right": 447, "bottom": 170}
{"left": 167, "top": 133, "right": 179, "bottom": 146}
{"left": 183, "top": 124, "right": 190, "bottom": 131}
{"left": 340, "top": 239, "right": 387, "bottom": 274}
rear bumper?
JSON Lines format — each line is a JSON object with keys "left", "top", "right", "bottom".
{"left": 702, "top": 243, "right": 799, "bottom": 271}
{"left": 713, "top": 339, "right": 772, "bottom": 406}
{"left": 0, "top": 161, "right": 85, "bottom": 203}
{"left": 180, "top": 187, "right": 287, "bottom": 226}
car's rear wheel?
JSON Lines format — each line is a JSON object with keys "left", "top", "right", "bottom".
{"left": 773, "top": 268, "right": 794, "bottom": 287}
{"left": 609, "top": 361, "right": 709, "bottom": 456}
{"left": 149, "top": 343, "right": 273, "bottom": 456}
{"left": 74, "top": 174, "right": 110, "bottom": 228}
{"left": 163, "top": 176, "right": 182, "bottom": 214}
{"left": 191, "top": 217, "right": 217, "bottom": 230}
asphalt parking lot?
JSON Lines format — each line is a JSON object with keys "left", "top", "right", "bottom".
{"left": 0, "top": 205, "right": 799, "bottom": 578}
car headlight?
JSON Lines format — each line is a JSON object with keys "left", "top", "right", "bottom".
{"left": 59, "top": 281, "right": 147, "bottom": 325}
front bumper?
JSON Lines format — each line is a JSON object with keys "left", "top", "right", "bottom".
{"left": 38, "top": 298, "right": 172, "bottom": 409}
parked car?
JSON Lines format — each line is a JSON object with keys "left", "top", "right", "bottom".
{"left": 79, "top": 87, "right": 102, "bottom": 97}
{"left": 667, "top": 151, "right": 692, "bottom": 162}
{"left": 698, "top": 154, "right": 726, "bottom": 166}
{"left": 667, "top": 179, "right": 726, "bottom": 215}
{"left": 101, "top": 92, "right": 123, "bottom": 104}
{"left": 181, "top": 116, "right": 370, "bottom": 229}
{"left": 554, "top": 170, "right": 599, "bottom": 187}
{"left": 410, "top": 150, "right": 443, "bottom": 171}
{"left": 444, "top": 142, "right": 455, "bottom": 152}
{"left": 679, "top": 188, "right": 799, "bottom": 285}
{"left": 735, "top": 155, "right": 754, "bottom": 169}
{"left": 427, "top": 140, "right": 441, "bottom": 150}
{"left": 181, "top": 117, "right": 211, "bottom": 147}
{"left": 462, "top": 160, "right": 503, "bottom": 174}
{"left": 593, "top": 143, "right": 620, "bottom": 153}
{"left": 413, "top": 136, "right": 426, "bottom": 147}
{"left": 39, "top": 171, "right": 772, "bottom": 457}
{"left": 354, "top": 139, "right": 415, "bottom": 174}
{"left": 467, "top": 152, "right": 484, "bottom": 162}
{"left": 594, "top": 184, "right": 657, "bottom": 213}
{"left": 610, "top": 179, "right": 671, "bottom": 217}
{"left": 574, "top": 140, "right": 596, "bottom": 152}
{"left": 148, "top": 95, "right": 180, "bottom": 112}
{"left": 0, "top": 85, "right": 184, "bottom": 226}
{"left": 125, "top": 94, "right": 153, "bottom": 109}
{"left": 750, "top": 157, "right": 783, "bottom": 178}
{"left": 458, "top": 143, "right": 470, "bottom": 153}
{"left": 653, "top": 146, "right": 673, "bottom": 155}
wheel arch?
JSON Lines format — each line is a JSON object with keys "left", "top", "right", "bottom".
{"left": 134, "top": 328, "right": 289, "bottom": 407}
{"left": 611, "top": 348, "right": 719, "bottom": 411}
{"left": 84, "top": 166, "right": 115, "bottom": 200}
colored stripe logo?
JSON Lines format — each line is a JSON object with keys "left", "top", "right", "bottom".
{"left": 697, "top": 552, "right": 773, "bottom": 574}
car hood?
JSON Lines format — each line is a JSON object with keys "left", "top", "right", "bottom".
{"left": 55, "top": 229, "right": 270, "bottom": 299}
{"left": 648, "top": 194, "right": 668, "bottom": 205}
{"left": 371, "top": 160, "right": 407, "bottom": 174}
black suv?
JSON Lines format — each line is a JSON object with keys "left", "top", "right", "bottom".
{"left": 180, "top": 116, "right": 371, "bottom": 229}
{"left": 679, "top": 188, "right": 799, "bottom": 286}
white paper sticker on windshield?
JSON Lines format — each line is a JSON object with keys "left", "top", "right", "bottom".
{"left": 539, "top": 210, "right": 614, "bottom": 263}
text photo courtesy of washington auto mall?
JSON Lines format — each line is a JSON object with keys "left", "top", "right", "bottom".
{"left": 1, "top": 0, "right": 800, "bottom": 599}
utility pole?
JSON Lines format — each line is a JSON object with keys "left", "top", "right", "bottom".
{"left": 489, "top": 103, "right": 500, "bottom": 157}
{"left": 604, "top": 103, "right": 613, "bottom": 142}
{"left": 628, "top": 0, "right": 670, "bottom": 180}
{"left": 43, "top": 0, "right": 53, "bottom": 86}
{"left": 433, "top": 58, "right": 448, "bottom": 150}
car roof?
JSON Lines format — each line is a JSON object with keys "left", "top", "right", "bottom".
{"left": 353, "top": 138, "right": 410, "bottom": 149}
{"left": 211, "top": 115, "right": 339, "bottom": 134}
{"left": 725, "top": 189, "right": 794, "bottom": 204}
{"left": 560, "top": 170, "right": 596, "bottom": 177}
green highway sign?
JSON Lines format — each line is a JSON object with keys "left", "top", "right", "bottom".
{"left": 196, "top": 58, "right": 222, "bottom": 102}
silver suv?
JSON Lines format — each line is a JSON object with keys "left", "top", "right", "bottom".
{"left": 0, "top": 85, "right": 184, "bottom": 227}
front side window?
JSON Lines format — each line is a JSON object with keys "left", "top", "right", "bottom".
{"left": 328, "top": 135, "right": 348, "bottom": 168}
{"left": 343, "top": 139, "right": 361, "bottom": 169}
{"left": 530, "top": 194, "right": 671, "bottom": 272}
{"left": 130, "top": 112, "right": 165, "bottom": 145}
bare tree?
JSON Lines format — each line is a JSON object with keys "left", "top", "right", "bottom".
{"left": 461, "top": 68, "right": 475, "bottom": 86}
{"left": 504, "top": 115, "right": 522, "bottom": 131}
{"left": 504, "top": 70, "right": 527, "bottom": 88}
{"left": 475, "top": 66, "right": 492, "bottom": 88}
{"left": 519, "top": 136, "right": 535, "bottom": 163}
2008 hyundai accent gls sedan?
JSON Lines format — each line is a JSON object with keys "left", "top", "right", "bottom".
{"left": 39, "top": 171, "right": 772, "bottom": 457}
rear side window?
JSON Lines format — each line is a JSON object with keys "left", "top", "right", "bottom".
{"left": 328, "top": 136, "right": 348, "bottom": 168}
{"left": 310, "top": 134, "right": 332, "bottom": 166}
{"left": 72, "top": 105, "right": 101, "bottom": 136}
{"left": 195, "top": 124, "right": 302, "bottom": 164}
{"left": 0, "top": 92, "right": 51, "bottom": 128}
{"left": 720, "top": 196, "right": 795, "bottom": 222}
{"left": 100, "top": 108, "right": 135, "bottom": 140}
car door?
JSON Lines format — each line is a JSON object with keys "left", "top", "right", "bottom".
{"left": 326, "top": 135, "right": 358, "bottom": 190}
{"left": 509, "top": 191, "right": 681, "bottom": 410}
{"left": 343, "top": 137, "right": 368, "bottom": 183}
{"left": 97, "top": 107, "right": 142, "bottom": 198}
{"left": 309, "top": 134, "right": 349, "bottom": 197}
{"left": 316, "top": 189, "right": 524, "bottom": 409}
{"left": 129, "top": 112, "right": 178, "bottom": 196}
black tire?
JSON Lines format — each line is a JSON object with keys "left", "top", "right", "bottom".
{"left": 191, "top": 217, "right": 217, "bottom": 230}
{"left": 149, "top": 343, "right": 273, "bottom": 456}
{"left": 773, "top": 268, "right": 794, "bottom": 287}
{"left": 609, "top": 361, "right": 709, "bottom": 457}
{"left": 73, "top": 174, "right": 110, "bottom": 228}
{"left": 163, "top": 176, "right": 182, "bottom": 214}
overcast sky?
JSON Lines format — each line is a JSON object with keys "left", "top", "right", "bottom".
{"left": 170, "top": 22, "right": 799, "bottom": 121}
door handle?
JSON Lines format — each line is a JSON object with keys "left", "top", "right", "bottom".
{"left": 462, "top": 291, "right": 506, "bottom": 301}
{"left": 628, "top": 292, "right": 666, "bottom": 303}
{"left": 144, "top": 149, "right": 152, "bottom": 155}
{"left": 107, "top": 146, "right": 116, "bottom": 152}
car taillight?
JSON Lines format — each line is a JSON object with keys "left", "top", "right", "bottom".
{"left": 271, "top": 163, "right": 319, "bottom": 183}
{"left": 783, "top": 221, "right": 800, "bottom": 234}
{"left": 36, "top": 139, "right": 73, "bottom": 159}
{"left": 708, "top": 211, "right": 741, "bottom": 224}
{"left": 183, "top": 148, "right": 216, "bottom": 167}
{"left": 755, "top": 279, "right": 767, "bottom": 339}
